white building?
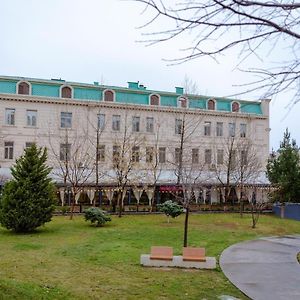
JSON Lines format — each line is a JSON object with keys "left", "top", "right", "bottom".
{"left": 0, "top": 75, "right": 271, "bottom": 207}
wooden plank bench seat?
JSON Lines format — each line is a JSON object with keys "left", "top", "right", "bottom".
{"left": 182, "top": 247, "right": 206, "bottom": 262}
{"left": 150, "top": 246, "right": 173, "bottom": 261}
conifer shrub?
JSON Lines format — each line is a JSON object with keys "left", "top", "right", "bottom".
{"left": 84, "top": 207, "right": 111, "bottom": 227}
{"left": 0, "top": 145, "right": 55, "bottom": 233}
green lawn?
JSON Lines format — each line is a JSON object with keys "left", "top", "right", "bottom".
{"left": 0, "top": 213, "right": 300, "bottom": 300}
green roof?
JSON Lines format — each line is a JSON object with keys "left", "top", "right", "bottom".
{"left": 0, "top": 75, "right": 263, "bottom": 115}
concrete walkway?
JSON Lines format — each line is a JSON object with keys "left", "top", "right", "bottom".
{"left": 220, "top": 235, "right": 300, "bottom": 300}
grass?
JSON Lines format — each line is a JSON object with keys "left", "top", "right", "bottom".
{"left": 0, "top": 213, "right": 300, "bottom": 299}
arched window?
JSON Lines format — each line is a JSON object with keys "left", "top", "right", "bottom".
{"left": 61, "top": 86, "right": 72, "bottom": 98}
{"left": 150, "top": 94, "right": 159, "bottom": 105}
{"left": 178, "top": 97, "right": 188, "bottom": 108}
{"left": 18, "top": 82, "right": 30, "bottom": 95}
{"left": 104, "top": 90, "right": 114, "bottom": 102}
{"left": 232, "top": 101, "right": 240, "bottom": 112}
{"left": 207, "top": 99, "right": 215, "bottom": 110}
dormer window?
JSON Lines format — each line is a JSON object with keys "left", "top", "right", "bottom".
{"left": 17, "top": 81, "right": 30, "bottom": 95}
{"left": 61, "top": 86, "right": 72, "bottom": 98}
{"left": 232, "top": 101, "right": 240, "bottom": 112}
{"left": 104, "top": 90, "right": 114, "bottom": 102}
{"left": 207, "top": 99, "right": 216, "bottom": 110}
{"left": 150, "top": 94, "right": 159, "bottom": 106}
{"left": 178, "top": 97, "right": 188, "bottom": 108}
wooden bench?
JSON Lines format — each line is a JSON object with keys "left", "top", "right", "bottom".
{"left": 150, "top": 246, "right": 173, "bottom": 261}
{"left": 182, "top": 247, "right": 206, "bottom": 262}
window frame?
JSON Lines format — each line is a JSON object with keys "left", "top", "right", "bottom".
{"left": 97, "top": 114, "right": 106, "bottom": 131}
{"left": 175, "top": 118, "right": 183, "bottom": 135}
{"left": 177, "top": 96, "right": 188, "bottom": 108}
{"left": 103, "top": 89, "right": 115, "bottom": 102}
{"left": 146, "top": 117, "right": 154, "bottom": 133}
{"left": 26, "top": 110, "right": 37, "bottom": 127}
{"left": 216, "top": 122, "right": 223, "bottom": 137}
{"left": 97, "top": 145, "right": 105, "bottom": 162}
{"left": 5, "top": 108, "right": 15, "bottom": 126}
{"left": 132, "top": 116, "right": 140, "bottom": 133}
{"left": 240, "top": 123, "right": 247, "bottom": 138}
{"left": 229, "top": 122, "right": 236, "bottom": 137}
{"left": 60, "top": 112, "right": 72, "bottom": 129}
{"left": 217, "top": 149, "right": 224, "bottom": 165}
{"left": 17, "top": 81, "right": 31, "bottom": 95}
{"left": 192, "top": 148, "right": 199, "bottom": 164}
{"left": 207, "top": 99, "right": 216, "bottom": 110}
{"left": 112, "top": 115, "right": 121, "bottom": 131}
{"left": 132, "top": 146, "right": 140, "bottom": 163}
{"left": 204, "top": 121, "right": 211, "bottom": 136}
{"left": 146, "top": 146, "right": 154, "bottom": 163}
{"left": 205, "top": 149, "right": 212, "bottom": 164}
{"left": 149, "top": 94, "right": 160, "bottom": 106}
{"left": 231, "top": 101, "right": 240, "bottom": 112}
{"left": 60, "top": 143, "right": 71, "bottom": 161}
{"left": 4, "top": 141, "right": 14, "bottom": 160}
{"left": 60, "top": 85, "right": 73, "bottom": 98}
{"left": 159, "top": 147, "right": 166, "bottom": 163}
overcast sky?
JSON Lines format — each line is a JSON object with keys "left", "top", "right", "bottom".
{"left": 0, "top": 0, "right": 298, "bottom": 150}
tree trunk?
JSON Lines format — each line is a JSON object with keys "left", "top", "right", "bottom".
{"left": 183, "top": 206, "right": 189, "bottom": 247}
{"left": 117, "top": 192, "right": 122, "bottom": 218}
{"left": 240, "top": 199, "right": 243, "bottom": 218}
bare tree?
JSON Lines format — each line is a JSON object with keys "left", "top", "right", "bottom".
{"left": 48, "top": 125, "right": 94, "bottom": 220}
{"left": 169, "top": 97, "right": 207, "bottom": 246}
{"left": 135, "top": 0, "right": 300, "bottom": 102}
{"left": 86, "top": 106, "right": 106, "bottom": 206}
{"left": 213, "top": 121, "right": 262, "bottom": 216}
{"left": 107, "top": 112, "right": 145, "bottom": 217}
{"left": 143, "top": 121, "right": 163, "bottom": 212}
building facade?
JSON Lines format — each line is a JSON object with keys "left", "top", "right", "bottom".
{"left": 0, "top": 75, "right": 271, "bottom": 207}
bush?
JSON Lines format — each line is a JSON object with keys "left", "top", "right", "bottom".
{"left": 84, "top": 207, "right": 111, "bottom": 227}
{"left": 0, "top": 145, "right": 55, "bottom": 233}
{"left": 157, "top": 200, "right": 183, "bottom": 222}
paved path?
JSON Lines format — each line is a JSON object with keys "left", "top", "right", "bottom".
{"left": 220, "top": 235, "right": 300, "bottom": 300}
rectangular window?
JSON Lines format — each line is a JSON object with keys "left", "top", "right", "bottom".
{"left": 217, "top": 149, "right": 224, "bottom": 165}
{"left": 204, "top": 121, "right": 211, "bottom": 136}
{"left": 229, "top": 123, "right": 236, "bottom": 137}
{"left": 112, "top": 115, "right": 121, "bottom": 131}
{"left": 132, "top": 116, "right": 140, "bottom": 132}
{"left": 205, "top": 149, "right": 212, "bottom": 164}
{"left": 112, "top": 145, "right": 121, "bottom": 165}
{"left": 26, "top": 110, "right": 37, "bottom": 127}
{"left": 60, "top": 143, "right": 71, "bottom": 161}
{"left": 241, "top": 150, "right": 247, "bottom": 166}
{"left": 132, "top": 146, "right": 140, "bottom": 163}
{"left": 25, "top": 142, "right": 35, "bottom": 148}
{"left": 192, "top": 148, "right": 199, "bottom": 164}
{"left": 5, "top": 108, "right": 15, "bottom": 125}
{"left": 97, "top": 145, "right": 105, "bottom": 162}
{"left": 146, "top": 147, "right": 154, "bottom": 163}
{"left": 240, "top": 123, "right": 247, "bottom": 138}
{"left": 146, "top": 117, "right": 154, "bottom": 133}
{"left": 60, "top": 112, "right": 72, "bottom": 128}
{"left": 175, "top": 148, "right": 181, "bottom": 164}
{"left": 159, "top": 147, "right": 166, "bottom": 163}
{"left": 175, "top": 119, "right": 182, "bottom": 135}
{"left": 4, "top": 142, "right": 14, "bottom": 159}
{"left": 97, "top": 114, "right": 105, "bottom": 131}
{"left": 216, "top": 122, "right": 223, "bottom": 137}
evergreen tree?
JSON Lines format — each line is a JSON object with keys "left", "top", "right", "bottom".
{"left": 0, "top": 145, "right": 55, "bottom": 232}
{"left": 266, "top": 129, "right": 300, "bottom": 203}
